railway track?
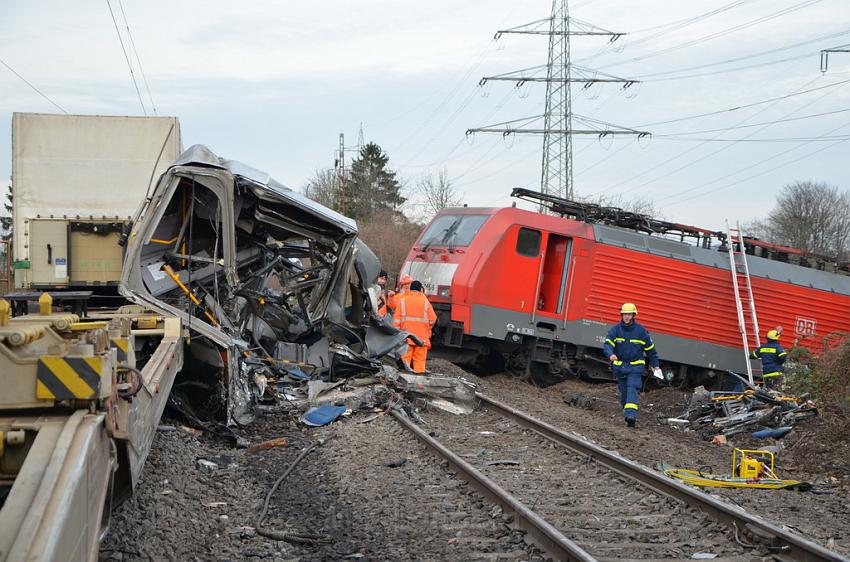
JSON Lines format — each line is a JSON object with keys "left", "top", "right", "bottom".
{"left": 392, "top": 392, "right": 848, "bottom": 562}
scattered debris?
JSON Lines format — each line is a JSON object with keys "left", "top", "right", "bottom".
{"left": 157, "top": 425, "right": 177, "bottom": 432}
{"left": 752, "top": 426, "right": 793, "bottom": 439}
{"left": 247, "top": 437, "right": 288, "bottom": 453}
{"left": 711, "top": 435, "right": 728, "bottom": 446}
{"left": 179, "top": 425, "right": 203, "bottom": 437}
{"left": 385, "top": 458, "right": 407, "bottom": 468}
{"left": 484, "top": 459, "right": 521, "bottom": 467}
{"left": 665, "top": 418, "right": 690, "bottom": 430}
{"left": 563, "top": 392, "right": 596, "bottom": 410}
{"left": 197, "top": 459, "right": 219, "bottom": 471}
{"left": 675, "top": 379, "right": 817, "bottom": 440}
{"left": 691, "top": 553, "right": 718, "bottom": 560}
{"left": 301, "top": 405, "right": 349, "bottom": 426}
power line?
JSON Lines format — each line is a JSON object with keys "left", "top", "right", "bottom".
{"left": 653, "top": 135, "right": 850, "bottom": 142}
{"left": 593, "top": 0, "right": 825, "bottom": 71}
{"left": 573, "top": 0, "right": 754, "bottom": 67}
{"left": 626, "top": 75, "right": 846, "bottom": 196}
{"left": 117, "top": 0, "right": 156, "bottom": 114}
{"left": 633, "top": 28, "right": 850, "bottom": 80}
{"left": 390, "top": 4, "right": 524, "bottom": 153}
{"left": 658, "top": 118, "right": 850, "bottom": 205}
{"left": 634, "top": 78, "right": 850, "bottom": 127}
{"left": 607, "top": 74, "right": 830, "bottom": 195}
{"left": 665, "top": 126, "right": 850, "bottom": 207}
{"left": 0, "top": 57, "right": 67, "bottom": 113}
{"left": 106, "top": 0, "right": 146, "bottom": 115}
{"left": 654, "top": 107, "right": 850, "bottom": 137}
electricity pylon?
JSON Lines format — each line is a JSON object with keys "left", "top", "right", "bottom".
{"left": 467, "top": 0, "right": 649, "bottom": 201}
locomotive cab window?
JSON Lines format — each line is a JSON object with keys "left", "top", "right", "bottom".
{"left": 418, "top": 214, "right": 489, "bottom": 248}
{"left": 516, "top": 228, "right": 541, "bottom": 257}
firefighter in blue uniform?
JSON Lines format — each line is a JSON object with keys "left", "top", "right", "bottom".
{"left": 602, "top": 303, "right": 662, "bottom": 428}
{"left": 751, "top": 329, "right": 787, "bottom": 389}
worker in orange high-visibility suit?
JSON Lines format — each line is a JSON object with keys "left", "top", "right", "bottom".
{"left": 397, "top": 280, "right": 436, "bottom": 373}
{"left": 390, "top": 274, "right": 414, "bottom": 328}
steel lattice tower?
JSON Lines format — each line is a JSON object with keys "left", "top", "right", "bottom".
{"left": 467, "top": 0, "right": 649, "bottom": 202}
{"left": 542, "top": 0, "right": 573, "bottom": 198}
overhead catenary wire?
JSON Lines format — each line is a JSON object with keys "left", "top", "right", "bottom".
{"left": 607, "top": 74, "right": 829, "bottom": 195}
{"left": 574, "top": 0, "right": 754, "bottom": 67}
{"left": 591, "top": 0, "right": 826, "bottom": 71}
{"left": 653, "top": 107, "right": 850, "bottom": 137}
{"left": 390, "top": 4, "right": 524, "bottom": 153}
{"left": 632, "top": 28, "right": 850, "bottom": 81}
{"left": 654, "top": 135, "right": 850, "bottom": 142}
{"left": 0, "top": 57, "right": 68, "bottom": 113}
{"left": 624, "top": 74, "right": 847, "bottom": 196}
{"left": 117, "top": 0, "right": 156, "bottom": 114}
{"left": 665, "top": 126, "right": 850, "bottom": 207}
{"left": 658, "top": 117, "right": 850, "bottom": 205}
{"left": 633, "top": 78, "right": 850, "bottom": 127}
{"left": 106, "top": 0, "right": 147, "bottom": 115}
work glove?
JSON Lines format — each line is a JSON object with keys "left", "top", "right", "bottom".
{"left": 652, "top": 367, "right": 664, "bottom": 380}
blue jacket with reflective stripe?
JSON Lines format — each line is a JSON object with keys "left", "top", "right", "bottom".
{"left": 602, "top": 321, "right": 660, "bottom": 368}
{"left": 751, "top": 340, "right": 787, "bottom": 376}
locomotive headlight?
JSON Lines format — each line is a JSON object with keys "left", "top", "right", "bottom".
{"left": 437, "top": 285, "right": 451, "bottom": 298}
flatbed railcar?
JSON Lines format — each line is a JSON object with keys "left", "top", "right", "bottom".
{"left": 399, "top": 189, "right": 850, "bottom": 386}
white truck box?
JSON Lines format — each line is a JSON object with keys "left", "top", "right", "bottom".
{"left": 11, "top": 113, "right": 181, "bottom": 289}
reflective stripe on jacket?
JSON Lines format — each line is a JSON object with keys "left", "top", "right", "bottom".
{"left": 751, "top": 340, "right": 787, "bottom": 377}
{"left": 601, "top": 321, "right": 659, "bottom": 369}
{"left": 396, "top": 291, "right": 436, "bottom": 343}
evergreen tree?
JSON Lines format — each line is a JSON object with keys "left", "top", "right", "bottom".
{"left": 1, "top": 184, "right": 12, "bottom": 243}
{"left": 346, "top": 142, "right": 405, "bottom": 223}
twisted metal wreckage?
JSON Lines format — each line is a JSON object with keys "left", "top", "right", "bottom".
{"left": 119, "top": 145, "right": 417, "bottom": 426}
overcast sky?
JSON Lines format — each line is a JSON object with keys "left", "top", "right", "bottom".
{"left": 2, "top": 0, "right": 849, "bottom": 229}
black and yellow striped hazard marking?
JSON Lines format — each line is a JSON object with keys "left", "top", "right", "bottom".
{"left": 36, "top": 357, "right": 103, "bottom": 400}
{"left": 111, "top": 338, "right": 129, "bottom": 363}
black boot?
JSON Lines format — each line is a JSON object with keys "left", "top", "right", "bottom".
{"left": 626, "top": 418, "right": 636, "bottom": 428}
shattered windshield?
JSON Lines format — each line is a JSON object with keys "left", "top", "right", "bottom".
{"left": 419, "top": 214, "right": 489, "bottom": 249}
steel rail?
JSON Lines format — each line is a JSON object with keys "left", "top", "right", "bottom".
{"left": 476, "top": 392, "right": 849, "bottom": 562}
{"left": 389, "top": 410, "right": 596, "bottom": 562}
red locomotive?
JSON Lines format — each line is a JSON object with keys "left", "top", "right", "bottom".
{"left": 399, "top": 189, "right": 850, "bottom": 386}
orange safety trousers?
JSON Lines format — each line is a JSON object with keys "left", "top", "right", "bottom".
{"left": 396, "top": 291, "right": 436, "bottom": 372}
{"left": 402, "top": 345, "right": 428, "bottom": 373}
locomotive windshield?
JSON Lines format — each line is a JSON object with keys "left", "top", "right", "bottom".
{"left": 419, "top": 214, "right": 489, "bottom": 249}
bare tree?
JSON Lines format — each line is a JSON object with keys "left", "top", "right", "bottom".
{"left": 418, "top": 167, "right": 463, "bottom": 217}
{"left": 302, "top": 169, "right": 339, "bottom": 210}
{"left": 758, "top": 180, "right": 850, "bottom": 259}
{"left": 357, "top": 209, "right": 423, "bottom": 282}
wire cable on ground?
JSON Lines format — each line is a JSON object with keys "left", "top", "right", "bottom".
{"left": 256, "top": 441, "right": 331, "bottom": 545}
{"left": 0, "top": 57, "right": 67, "bottom": 113}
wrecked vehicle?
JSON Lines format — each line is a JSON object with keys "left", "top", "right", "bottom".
{"left": 119, "top": 145, "right": 410, "bottom": 425}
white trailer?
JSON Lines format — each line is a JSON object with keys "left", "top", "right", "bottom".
{"left": 11, "top": 113, "right": 181, "bottom": 290}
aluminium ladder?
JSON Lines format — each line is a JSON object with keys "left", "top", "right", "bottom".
{"left": 726, "top": 220, "right": 761, "bottom": 384}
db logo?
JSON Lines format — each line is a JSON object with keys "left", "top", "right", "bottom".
{"left": 795, "top": 317, "right": 816, "bottom": 336}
